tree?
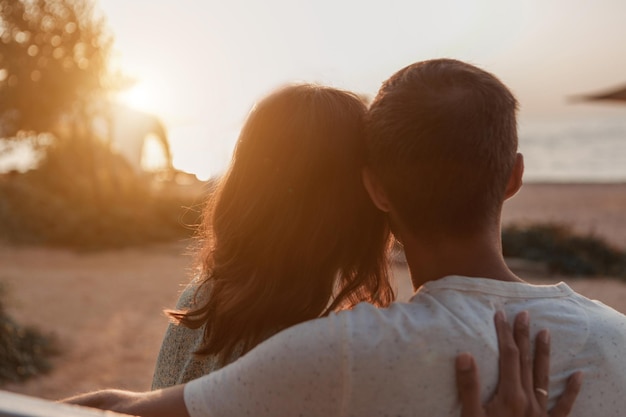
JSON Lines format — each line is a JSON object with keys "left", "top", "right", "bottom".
{"left": 0, "top": 0, "right": 113, "bottom": 138}
{"left": 0, "top": 0, "right": 199, "bottom": 249}
{"left": 0, "top": 0, "right": 132, "bottom": 202}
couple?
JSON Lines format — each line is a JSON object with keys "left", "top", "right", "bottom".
{"left": 65, "top": 59, "right": 625, "bottom": 416}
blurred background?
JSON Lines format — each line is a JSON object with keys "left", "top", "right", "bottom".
{"left": 100, "top": 0, "right": 626, "bottom": 182}
{"left": 2, "top": 0, "right": 626, "bottom": 182}
{"left": 1, "top": 0, "right": 626, "bottom": 401}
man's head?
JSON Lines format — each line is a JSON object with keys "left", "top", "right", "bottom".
{"left": 365, "top": 58, "right": 521, "bottom": 240}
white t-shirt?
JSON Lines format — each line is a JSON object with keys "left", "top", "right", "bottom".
{"left": 184, "top": 276, "right": 626, "bottom": 417}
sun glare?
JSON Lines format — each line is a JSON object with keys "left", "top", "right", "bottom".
{"left": 118, "top": 81, "right": 161, "bottom": 114}
{"left": 140, "top": 134, "right": 170, "bottom": 172}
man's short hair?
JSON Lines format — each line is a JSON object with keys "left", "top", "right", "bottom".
{"left": 366, "top": 58, "right": 519, "bottom": 238}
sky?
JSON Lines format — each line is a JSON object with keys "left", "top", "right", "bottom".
{"left": 98, "top": 0, "right": 626, "bottom": 179}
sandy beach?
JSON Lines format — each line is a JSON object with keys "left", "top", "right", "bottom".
{"left": 2, "top": 182, "right": 626, "bottom": 401}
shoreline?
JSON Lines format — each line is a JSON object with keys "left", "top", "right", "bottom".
{"left": 502, "top": 182, "right": 626, "bottom": 249}
{"left": 522, "top": 180, "right": 626, "bottom": 185}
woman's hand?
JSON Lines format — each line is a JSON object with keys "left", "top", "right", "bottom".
{"left": 456, "top": 311, "right": 583, "bottom": 417}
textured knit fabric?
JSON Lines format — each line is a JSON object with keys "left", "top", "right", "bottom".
{"left": 184, "top": 275, "right": 626, "bottom": 417}
{"left": 151, "top": 281, "right": 255, "bottom": 389}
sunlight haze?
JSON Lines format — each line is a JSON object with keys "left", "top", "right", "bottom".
{"left": 99, "top": 0, "right": 626, "bottom": 180}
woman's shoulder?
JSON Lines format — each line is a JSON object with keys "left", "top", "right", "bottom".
{"left": 152, "top": 277, "right": 230, "bottom": 390}
{"left": 174, "top": 277, "right": 213, "bottom": 309}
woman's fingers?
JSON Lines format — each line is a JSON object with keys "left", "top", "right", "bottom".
{"left": 494, "top": 310, "right": 522, "bottom": 401}
{"left": 513, "top": 311, "right": 533, "bottom": 394}
{"left": 533, "top": 329, "right": 551, "bottom": 409}
{"left": 455, "top": 353, "right": 484, "bottom": 417}
{"left": 457, "top": 311, "right": 582, "bottom": 417}
{"left": 549, "top": 372, "right": 583, "bottom": 417}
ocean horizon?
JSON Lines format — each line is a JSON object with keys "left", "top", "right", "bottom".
{"left": 166, "top": 115, "right": 626, "bottom": 183}
{"left": 519, "top": 116, "right": 626, "bottom": 183}
{"left": 2, "top": 115, "right": 626, "bottom": 184}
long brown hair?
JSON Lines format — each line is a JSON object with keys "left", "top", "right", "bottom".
{"left": 169, "top": 84, "right": 394, "bottom": 361}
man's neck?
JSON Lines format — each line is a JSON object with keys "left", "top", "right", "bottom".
{"left": 401, "top": 230, "right": 524, "bottom": 291}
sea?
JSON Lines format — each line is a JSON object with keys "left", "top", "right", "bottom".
{"left": 519, "top": 117, "right": 626, "bottom": 183}
{"left": 2, "top": 116, "right": 626, "bottom": 183}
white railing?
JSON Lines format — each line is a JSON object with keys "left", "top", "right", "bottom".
{"left": 0, "top": 391, "right": 129, "bottom": 417}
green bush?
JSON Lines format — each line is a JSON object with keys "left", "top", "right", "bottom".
{"left": 0, "top": 282, "right": 60, "bottom": 385}
{"left": 0, "top": 137, "right": 207, "bottom": 249}
{"left": 0, "top": 308, "right": 60, "bottom": 385}
{"left": 502, "top": 223, "right": 626, "bottom": 278}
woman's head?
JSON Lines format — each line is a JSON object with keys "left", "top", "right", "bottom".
{"left": 216, "top": 84, "right": 384, "bottom": 278}
{"left": 171, "top": 84, "right": 393, "bottom": 360}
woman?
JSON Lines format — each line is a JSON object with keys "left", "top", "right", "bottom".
{"left": 152, "top": 84, "right": 395, "bottom": 388}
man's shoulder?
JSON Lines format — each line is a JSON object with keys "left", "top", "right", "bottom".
{"left": 568, "top": 289, "right": 626, "bottom": 316}
{"left": 258, "top": 297, "right": 441, "bottom": 354}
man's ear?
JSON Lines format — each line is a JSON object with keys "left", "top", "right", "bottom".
{"left": 362, "top": 167, "right": 393, "bottom": 212}
{"left": 504, "top": 153, "right": 524, "bottom": 200}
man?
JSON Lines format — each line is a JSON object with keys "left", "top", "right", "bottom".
{"left": 67, "top": 59, "right": 616, "bottom": 416}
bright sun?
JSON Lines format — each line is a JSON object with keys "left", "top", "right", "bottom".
{"left": 117, "top": 81, "right": 158, "bottom": 113}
